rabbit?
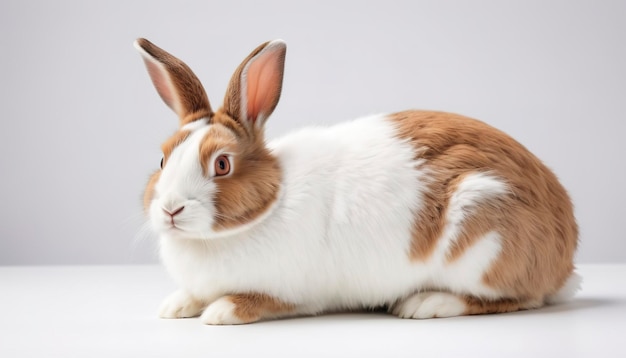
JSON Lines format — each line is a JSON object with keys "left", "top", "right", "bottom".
{"left": 134, "top": 38, "right": 580, "bottom": 325}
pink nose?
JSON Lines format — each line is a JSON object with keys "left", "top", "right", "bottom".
{"left": 163, "top": 206, "right": 184, "bottom": 217}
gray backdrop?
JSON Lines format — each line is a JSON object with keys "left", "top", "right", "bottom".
{"left": 1, "top": 0, "right": 624, "bottom": 265}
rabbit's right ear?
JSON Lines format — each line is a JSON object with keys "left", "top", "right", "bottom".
{"left": 134, "top": 38, "right": 213, "bottom": 125}
{"left": 223, "top": 40, "right": 286, "bottom": 134}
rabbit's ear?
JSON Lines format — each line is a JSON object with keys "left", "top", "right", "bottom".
{"left": 134, "top": 38, "right": 213, "bottom": 125}
{"left": 223, "top": 40, "right": 286, "bottom": 132}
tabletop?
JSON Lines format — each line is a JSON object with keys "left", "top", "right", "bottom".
{"left": 0, "top": 264, "right": 624, "bottom": 357}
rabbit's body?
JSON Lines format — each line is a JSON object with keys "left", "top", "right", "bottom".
{"left": 135, "top": 39, "right": 578, "bottom": 324}
{"left": 162, "top": 113, "right": 479, "bottom": 313}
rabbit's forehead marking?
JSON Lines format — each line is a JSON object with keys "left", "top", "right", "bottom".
{"left": 160, "top": 119, "right": 210, "bottom": 169}
{"left": 161, "top": 130, "right": 191, "bottom": 163}
{"left": 162, "top": 126, "right": 211, "bottom": 174}
{"left": 181, "top": 118, "right": 209, "bottom": 132}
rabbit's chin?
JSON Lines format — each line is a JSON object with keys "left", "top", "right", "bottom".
{"left": 159, "top": 227, "right": 209, "bottom": 241}
{"left": 154, "top": 220, "right": 251, "bottom": 241}
{"left": 151, "top": 222, "right": 217, "bottom": 240}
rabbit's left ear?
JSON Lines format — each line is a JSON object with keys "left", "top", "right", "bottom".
{"left": 134, "top": 38, "right": 213, "bottom": 125}
{"left": 223, "top": 40, "right": 286, "bottom": 132}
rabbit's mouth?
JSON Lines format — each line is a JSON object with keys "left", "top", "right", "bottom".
{"left": 163, "top": 225, "right": 202, "bottom": 240}
{"left": 167, "top": 223, "right": 182, "bottom": 232}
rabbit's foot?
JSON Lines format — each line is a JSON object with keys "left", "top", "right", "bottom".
{"left": 158, "top": 290, "right": 206, "bottom": 319}
{"left": 201, "top": 293, "right": 295, "bottom": 325}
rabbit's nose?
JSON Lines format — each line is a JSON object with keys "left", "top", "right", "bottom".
{"left": 163, "top": 206, "right": 185, "bottom": 217}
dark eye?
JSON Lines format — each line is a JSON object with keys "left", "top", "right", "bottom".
{"left": 160, "top": 157, "right": 164, "bottom": 169}
{"left": 214, "top": 155, "right": 231, "bottom": 176}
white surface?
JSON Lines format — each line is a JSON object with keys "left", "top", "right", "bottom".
{"left": 0, "top": 264, "right": 624, "bottom": 357}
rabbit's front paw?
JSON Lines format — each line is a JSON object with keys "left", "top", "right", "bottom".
{"left": 158, "top": 290, "right": 205, "bottom": 319}
{"left": 200, "top": 296, "right": 245, "bottom": 325}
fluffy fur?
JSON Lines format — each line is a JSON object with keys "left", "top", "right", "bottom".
{"left": 135, "top": 38, "right": 579, "bottom": 324}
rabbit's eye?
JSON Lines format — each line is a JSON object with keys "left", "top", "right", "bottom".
{"left": 215, "top": 155, "right": 231, "bottom": 177}
{"left": 160, "top": 157, "right": 164, "bottom": 169}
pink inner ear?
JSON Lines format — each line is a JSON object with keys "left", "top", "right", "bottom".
{"left": 144, "top": 58, "right": 177, "bottom": 112}
{"left": 245, "top": 48, "right": 282, "bottom": 123}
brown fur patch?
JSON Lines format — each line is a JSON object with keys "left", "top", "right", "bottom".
{"left": 389, "top": 110, "right": 578, "bottom": 300}
{"left": 462, "top": 295, "right": 542, "bottom": 315}
{"left": 181, "top": 110, "right": 213, "bottom": 126}
{"left": 227, "top": 293, "right": 294, "bottom": 323}
{"left": 161, "top": 130, "right": 191, "bottom": 167}
{"left": 211, "top": 110, "right": 251, "bottom": 141}
{"left": 196, "top": 109, "right": 281, "bottom": 231}
{"left": 406, "top": 176, "right": 447, "bottom": 260}
{"left": 211, "top": 140, "right": 280, "bottom": 229}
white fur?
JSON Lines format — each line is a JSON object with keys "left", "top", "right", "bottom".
{"left": 428, "top": 231, "right": 504, "bottom": 299}
{"left": 150, "top": 125, "right": 216, "bottom": 239}
{"left": 547, "top": 272, "right": 582, "bottom": 304}
{"left": 432, "top": 173, "right": 507, "bottom": 263}
{"left": 391, "top": 292, "right": 467, "bottom": 319}
{"left": 423, "top": 173, "right": 509, "bottom": 298}
{"left": 159, "top": 289, "right": 205, "bottom": 318}
{"left": 200, "top": 297, "right": 243, "bottom": 325}
{"left": 153, "top": 114, "right": 511, "bottom": 321}
{"left": 180, "top": 118, "right": 209, "bottom": 132}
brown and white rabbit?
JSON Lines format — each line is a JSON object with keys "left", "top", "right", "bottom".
{"left": 134, "top": 38, "right": 579, "bottom": 325}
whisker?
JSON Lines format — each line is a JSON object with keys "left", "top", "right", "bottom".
{"left": 123, "top": 210, "right": 159, "bottom": 263}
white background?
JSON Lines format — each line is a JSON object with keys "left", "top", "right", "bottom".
{"left": 0, "top": 0, "right": 624, "bottom": 265}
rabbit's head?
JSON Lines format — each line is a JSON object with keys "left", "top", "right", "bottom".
{"left": 135, "top": 38, "right": 286, "bottom": 239}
